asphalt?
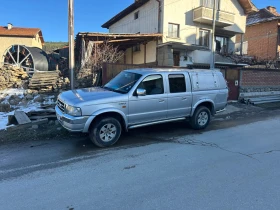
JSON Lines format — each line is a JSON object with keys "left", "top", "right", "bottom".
{"left": 0, "top": 107, "right": 280, "bottom": 210}
{"left": 0, "top": 103, "right": 279, "bottom": 180}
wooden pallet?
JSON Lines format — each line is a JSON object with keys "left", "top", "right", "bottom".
{"left": 28, "top": 71, "right": 61, "bottom": 91}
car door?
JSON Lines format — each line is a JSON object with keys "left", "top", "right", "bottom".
{"left": 167, "top": 73, "right": 192, "bottom": 118}
{"left": 128, "top": 74, "right": 167, "bottom": 125}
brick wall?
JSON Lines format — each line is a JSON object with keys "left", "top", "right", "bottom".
{"left": 236, "top": 20, "right": 279, "bottom": 60}
{"left": 240, "top": 70, "right": 280, "bottom": 93}
{"left": 241, "top": 70, "right": 280, "bottom": 86}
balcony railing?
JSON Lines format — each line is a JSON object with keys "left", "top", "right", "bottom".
{"left": 193, "top": 6, "right": 235, "bottom": 27}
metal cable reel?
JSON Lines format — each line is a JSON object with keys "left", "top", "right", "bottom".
{"left": 2, "top": 45, "right": 49, "bottom": 76}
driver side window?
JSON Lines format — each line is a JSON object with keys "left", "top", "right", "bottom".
{"left": 138, "top": 75, "right": 164, "bottom": 95}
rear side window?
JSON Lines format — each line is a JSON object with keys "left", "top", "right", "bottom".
{"left": 168, "top": 74, "right": 186, "bottom": 93}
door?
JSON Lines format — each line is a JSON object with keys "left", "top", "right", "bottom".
{"left": 167, "top": 74, "right": 192, "bottom": 118}
{"left": 173, "top": 51, "right": 180, "bottom": 66}
{"left": 225, "top": 69, "right": 239, "bottom": 100}
{"left": 128, "top": 74, "right": 167, "bottom": 125}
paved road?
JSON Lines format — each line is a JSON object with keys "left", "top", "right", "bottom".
{"left": 0, "top": 112, "right": 280, "bottom": 209}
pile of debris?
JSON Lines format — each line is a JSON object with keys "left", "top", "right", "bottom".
{"left": 3, "top": 107, "right": 58, "bottom": 132}
{"left": 75, "top": 68, "right": 94, "bottom": 88}
{"left": 28, "top": 71, "right": 70, "bottom": 93}
{"left": 0, "top": 65, "right": 29, "bottom": 90}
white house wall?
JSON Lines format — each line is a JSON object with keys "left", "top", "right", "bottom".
{"left": 162, "top": 0, "right": 246, "bottom": 44}
{"left": 109, "top": 0, "right": 160, "bottom": 34}
{"left": 108, "top": 0, "right": 247, "bottom": 66}
{"left": 161, "top": 0, "right": 246, "bottom": 64}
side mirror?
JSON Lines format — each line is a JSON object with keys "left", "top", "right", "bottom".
{"left": 137, "top": 88, "right": 146, "bottom": 96}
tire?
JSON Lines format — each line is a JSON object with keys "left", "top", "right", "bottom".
{"left": 190, "top": 106, "right": 211, "bottom": 130}
{"left": 89, "top": 117, "right": 122, "bottom": 148}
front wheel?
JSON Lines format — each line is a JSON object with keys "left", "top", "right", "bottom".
{"left": 89, "top": 117, "right": 122, "bottom": 147}
{"left": 190, "top": 106, "right": 211, "bottom": 130}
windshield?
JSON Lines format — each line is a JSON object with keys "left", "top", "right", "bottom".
{"left": 104, "top": 71, "right": 142, "bottom": 94}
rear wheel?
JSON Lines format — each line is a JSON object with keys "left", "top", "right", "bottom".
{"left": 89, "top": 117, "right": 122, "bottom": 148}
{"left": 190, "top": 106, "right": 211, "bottom": 130}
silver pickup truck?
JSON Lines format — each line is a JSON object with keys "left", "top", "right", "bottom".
{"left": 56, "top": 69, "right": 228, "bottom": 147}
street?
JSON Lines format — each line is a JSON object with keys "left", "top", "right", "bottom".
{"left": 0, "top": 109, "right": 280, "bottom": 210}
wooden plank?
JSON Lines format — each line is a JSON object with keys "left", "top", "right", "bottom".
{"left": 31, "top": 77, "right": 58, "bottom": 80}
{"left": 29, "top": 115, "right": 57, "bottom": 120}
{"left": 14, "top": 111, "right": 31, "bottom": 125}
{"left": 29, "top": 82, "right": 55, "bottom": 85}
{"left": 6, "top": 118, "right": 48, "bottom": 132}
{"left": 30, "top": 80, "right": 57, "bottom": 83}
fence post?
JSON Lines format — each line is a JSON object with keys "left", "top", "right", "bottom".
{"left": 102, "top": 63, "right": 107, "bottom": 85}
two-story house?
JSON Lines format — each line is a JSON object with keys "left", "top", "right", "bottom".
{"left": 236, "top": 6, "right": 280, "bottom": 61}
{"left": 101, "top": 0, "right": 256, "bottom": 67}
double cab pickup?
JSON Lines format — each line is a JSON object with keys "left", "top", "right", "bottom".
{"left": 56, "top": 69, "right": 228, "bottom": 147}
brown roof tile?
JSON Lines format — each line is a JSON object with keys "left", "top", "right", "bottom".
{"left": 0, "top": 26, "right": 44, "bottom": 44}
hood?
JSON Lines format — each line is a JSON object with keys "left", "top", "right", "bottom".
{"left": 58, "top": 87, "right": 123, "bottom": 105}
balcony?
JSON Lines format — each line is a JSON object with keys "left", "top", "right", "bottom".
{"left": 193, "top": 6, "right": 235, "bottom": 27}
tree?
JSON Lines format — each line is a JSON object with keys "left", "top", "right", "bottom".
{"left": 78, "top": 41, "right": 124, "bottom": 86}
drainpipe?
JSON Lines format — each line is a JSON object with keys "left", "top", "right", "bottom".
{"left": 210, "top": 0, "right": 217, "bottom": 70}
{"left": 156, "top": 0, "right": 161, "bottom": 33}
{"left": 156, "top": 0, "right": 161, "bottom": 66}
{"left": 240, "top": 34, "right": 244, "bottom": 56}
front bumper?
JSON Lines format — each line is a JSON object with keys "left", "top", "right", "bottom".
{"left": 55, "top": 105, "right": 89, "bottom": 132}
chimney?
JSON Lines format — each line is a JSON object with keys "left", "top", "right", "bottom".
{"left": 266, "top": 6, "right": 278, "bottom": 15}
{"left": 7, "top": 23, "right": 13, "bottom": 30}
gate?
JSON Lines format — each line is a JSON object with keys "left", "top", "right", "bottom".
{"left": 225, "top": 69, "right": 240, "bottom": 100}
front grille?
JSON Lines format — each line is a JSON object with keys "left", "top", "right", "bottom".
{"left": 57, "top": 99, "right": 65, "bottom": 112}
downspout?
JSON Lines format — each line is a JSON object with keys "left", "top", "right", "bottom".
{"left": 156, "top": 0, "right": 161, "bottom": 66}
{"left": 156, "top": 0, "right": 161, "bottom": 33}
{"left": 240, "top": 34, "right": 244, "bottom": 56}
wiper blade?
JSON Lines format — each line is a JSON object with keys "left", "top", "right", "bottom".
{"left": 103, "top": 86, "right": 114, "bottom": 91}
{"left": 103, "top": 86, "right": 125, "bottom": 94}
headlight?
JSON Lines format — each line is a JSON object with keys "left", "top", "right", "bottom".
{"left": 65, "top": 104, "right": 82, "bottom": 116}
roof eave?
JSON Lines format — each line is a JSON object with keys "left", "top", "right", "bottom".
{"left": 247, "top": 17, "right": 280, "bottom": 26}
{"left": 238, "top": 0, "right": 258, "bottom": 14}
{"left": 101, "top": 0, "right": 150, "bottom": 29}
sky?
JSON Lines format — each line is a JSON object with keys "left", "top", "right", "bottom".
{"left": 0, "top": 0, "right": 279, "bottom": 42}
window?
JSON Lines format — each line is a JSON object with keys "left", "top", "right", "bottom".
{"left": 133, "top": 44, "right": 141, "bottom": 52}
{"left": 168, "top": 74, "right": 186, "bottom": 93}
{"left": 138, "top": 75, "right": 164, "bottom": 95}
{"left": 168, "top": 23, "right": 180, "bottom": 38}
{"left": 134, "top": 11, "right": 139, "bottom": 20}
{"left": 215, "top": 36, "right": 228, "bottom": 53}
{"left": 199, "top": 30, "right": 209, "bottom": 47}
{"left": 200, "top": 0, "right": 220, "bottom": 9}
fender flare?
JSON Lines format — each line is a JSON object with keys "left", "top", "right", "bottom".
{"left": 82, "top": 108, "right": 128, "bottom": 133}
{"left": 191, "top": 99, "right": 215, "bottom": 116}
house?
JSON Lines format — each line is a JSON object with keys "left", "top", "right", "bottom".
{"left": 0, "top": 23, "right": 44, "bottom": 66}
{"left": 236, "top": 6, "right": 280, "bottom": 61}
{"left": 100, "top": 0, "right": 257, "bottom": 67}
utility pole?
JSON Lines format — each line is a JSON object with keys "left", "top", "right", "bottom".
{"left": 68, "top": 0, "right": 75, "bottom": 90}
{"left": 210, "top": 0, "right": 217, "bottom": 70}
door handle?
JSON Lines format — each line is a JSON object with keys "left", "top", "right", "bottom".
{"left": 159, "top": 99, "right": 165, "bottom": 103}
{"left": 182, "top": 97, "right": 187, "bottom": 100}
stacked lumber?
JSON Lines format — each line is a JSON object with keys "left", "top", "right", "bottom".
{"left": 28, "top": 71, "right": 70, "bottom": 93}
{"left": 0, "top": 65, "right": 29, "bottom": 90}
